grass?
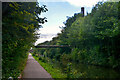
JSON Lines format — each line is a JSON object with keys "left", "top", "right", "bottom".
{"left": 20, "top": 53, "right": 29, "bottom": 78}
{"left": 32, "top": 55, "right": 67, "bottom": 79}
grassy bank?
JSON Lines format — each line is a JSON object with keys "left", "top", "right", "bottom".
{"left": 32, "top": 54, "right": 67, "bottom": 79}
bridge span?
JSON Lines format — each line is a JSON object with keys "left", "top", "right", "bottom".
{"left": 35, "top": 45, "right": 71, "bottom": 48}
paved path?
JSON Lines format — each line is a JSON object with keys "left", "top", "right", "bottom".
{"left": 22, "top": 53, "right": 52, "bottom": 79}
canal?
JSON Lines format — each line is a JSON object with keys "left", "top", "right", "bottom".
{"left": 70, "top": 63, "right": 120, "bottom": 78}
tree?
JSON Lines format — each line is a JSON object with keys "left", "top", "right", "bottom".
{"left": 2, "top": 2, "right": 48, "bottom": 78}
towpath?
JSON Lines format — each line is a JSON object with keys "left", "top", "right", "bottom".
{"left": 22, "top": 53, "right": 52, "bottom": 80}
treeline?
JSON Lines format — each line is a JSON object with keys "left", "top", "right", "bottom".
{"left": 2, "top": 2, "right": 47, "bottom": 78}
{"left": 34, "top": 1, "right": 120, "bottom": 71}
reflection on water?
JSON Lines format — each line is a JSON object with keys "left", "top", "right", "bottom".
{"left": 71, "top": 63, "right": 120, "bottom": 78}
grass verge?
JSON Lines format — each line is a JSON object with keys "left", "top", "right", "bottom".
{"left": 20, "top": 53, "right": 29, "bottom": 78}
{"left": 32, "top": 55, "right": 67, "bottom": 79}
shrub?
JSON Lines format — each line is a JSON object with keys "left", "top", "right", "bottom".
{"left": 39, "top": 57, "right": 42, "bottom": 60}
{"left": 35, "top": 54, "right": 38, "bottom": 57}
{"left": 32, "top": 54, "right": 35, "bottom": 56}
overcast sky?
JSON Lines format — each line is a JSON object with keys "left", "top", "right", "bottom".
{"left": 35, "top": 0, "right": 107, "bottom": 45}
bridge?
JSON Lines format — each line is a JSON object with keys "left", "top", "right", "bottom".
{"left": 35, "top": 45, "right": 71, "bottom": 48}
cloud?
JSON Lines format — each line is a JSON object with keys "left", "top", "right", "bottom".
{"left": 35, "top": 26, "right": 62, "bottom": 45}
{"left": 65, "top": 0, "right": 106, "bottom": 7}
{"left": 39, "top": 26, "right": 62, "bottom": 34}
{"left": 40, "top": 34, "right": 57, "bottom": 38}
{"left": 35, "top": 33, "right": 57, "bottom": 45}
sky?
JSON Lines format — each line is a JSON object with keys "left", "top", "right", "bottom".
{"left": 35, "top": 0, "right": 107, "bottom": 45}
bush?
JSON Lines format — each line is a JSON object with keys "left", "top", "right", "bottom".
{"left": 32, "top": 54, "right": 35, "bottom": 56}
{"left": 35, "top": 54, "right": 38, "bottom": 57}
{"left": 39, "top": 57, "right": 42, "bottom": 60}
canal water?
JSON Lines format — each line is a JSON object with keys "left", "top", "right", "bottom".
{"left": 71, "top": 63, "right": 120, "bottom": 78}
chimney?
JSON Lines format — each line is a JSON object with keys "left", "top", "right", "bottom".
{"left": 81, "top": 7, "right": 84, "bottom": 17}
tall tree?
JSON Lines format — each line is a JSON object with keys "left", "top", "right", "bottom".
{"left": 2, "top": 2, "right": 48, "bottom": 78}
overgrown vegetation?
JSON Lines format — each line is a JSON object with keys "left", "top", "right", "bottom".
{"left": 2, "top": 2, "right": 47, "bottom": 78}
{"left": 33, "top": 2, "right": 120, "bottom": 78}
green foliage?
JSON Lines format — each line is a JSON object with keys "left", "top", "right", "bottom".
{"left": 34, "top": 2, "right": 120, "bottom": 78}
{"left": 2, "top": 2, "right": 47, "bottom": 78}
{"left": 32, "top": 53, "right": 35, "bottom": 56}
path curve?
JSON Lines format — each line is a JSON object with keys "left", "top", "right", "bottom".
{"left": 22, "top": 53, "right": 52, "bottom": 79}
